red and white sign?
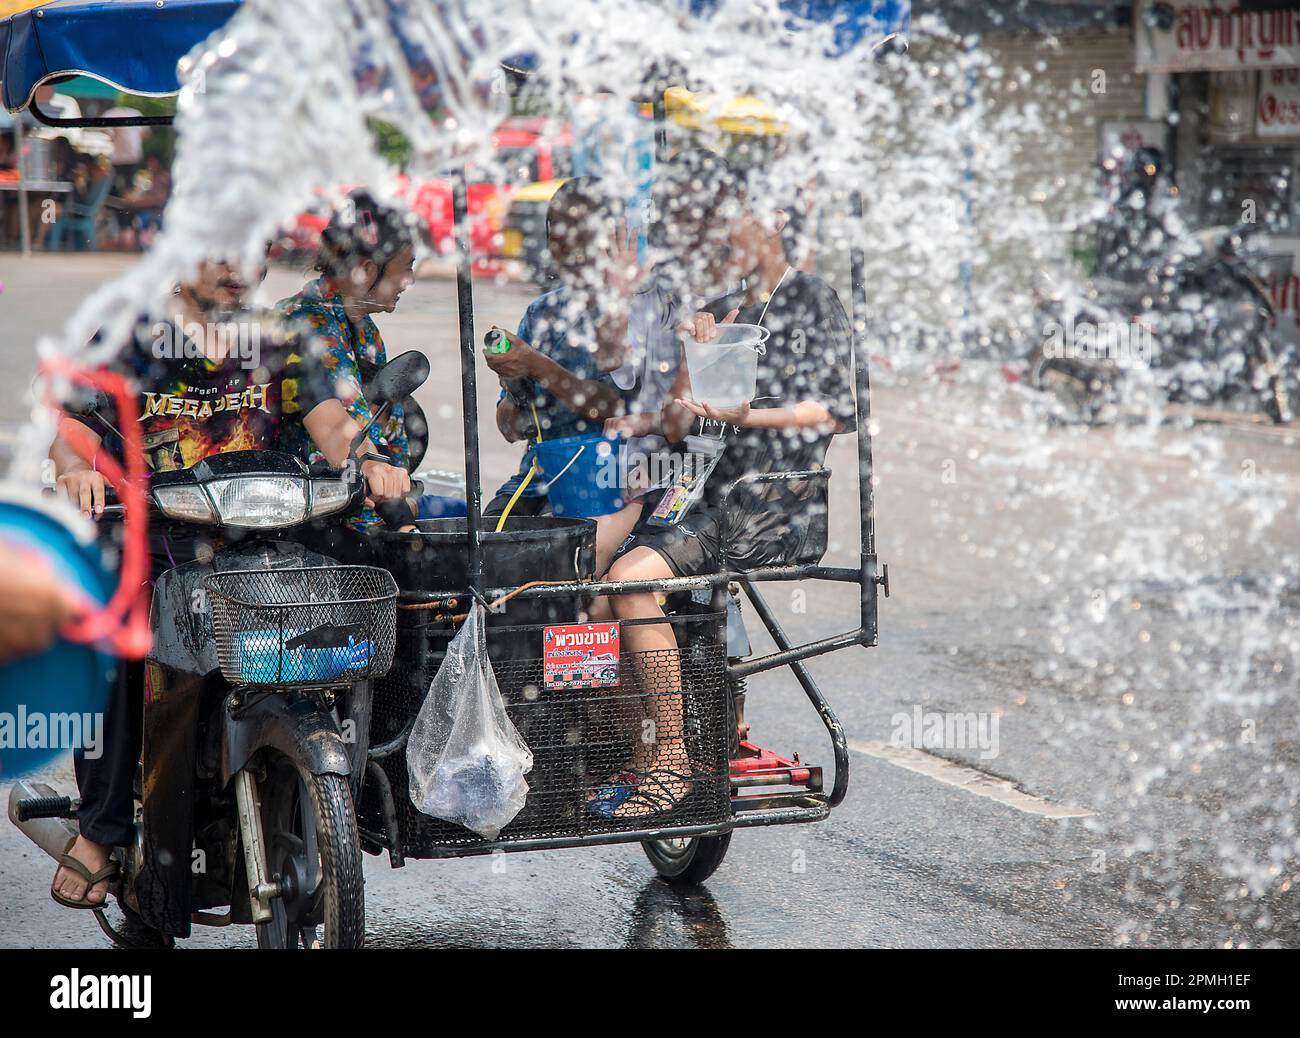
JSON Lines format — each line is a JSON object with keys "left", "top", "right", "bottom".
{"left": 1137, "top": 1, "right": 1300, "bottom": 73}
{"left": 1265, "top": 235, "right": 1300, "bottom": 355}
{"left": 542, "top": 622, "right": 621, "bottom": 690}
{"left": 1257, "top": 67, "right": 1300, "bottom": 137}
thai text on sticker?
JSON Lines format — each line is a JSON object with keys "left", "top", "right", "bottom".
{"left": 543, "top": 622, "right": 621, "bottom": 689}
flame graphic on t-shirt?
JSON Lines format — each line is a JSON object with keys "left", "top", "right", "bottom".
{"left": 178, "top": 416, "right": 261, "bottom": 468}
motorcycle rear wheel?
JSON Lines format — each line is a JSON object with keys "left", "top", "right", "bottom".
{"left": 254, "top": 754, "right": 365, "bottom": 949}
{"left": 1028, "top": 349, "right": 1116, "bottom": 425}
{"left": 1263, "top": 372, "right": 1293, "bottom": 425}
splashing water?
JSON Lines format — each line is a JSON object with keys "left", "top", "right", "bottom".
{"left": 15, "top": 0, "right": 1300, "bottom": 943}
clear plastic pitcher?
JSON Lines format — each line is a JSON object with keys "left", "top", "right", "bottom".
{"left": 682, "top": 323, "right": 770, "bottom": 407}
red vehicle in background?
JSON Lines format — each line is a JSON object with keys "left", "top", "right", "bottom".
{"left": 273, "top": 118, "right": 571, "bottom": 274}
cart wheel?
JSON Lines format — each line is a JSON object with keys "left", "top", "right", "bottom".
{"left": 642, "top": 833, "right": 732, "bottom": 885}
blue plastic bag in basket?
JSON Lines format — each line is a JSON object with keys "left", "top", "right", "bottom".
{"left": 406, "top": 603, "right": 533, "bottom": 839}
{"left": 237, "top": 628, "right": 374, "bottom": 684}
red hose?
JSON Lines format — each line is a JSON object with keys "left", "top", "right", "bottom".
{"left": 40, "top": 357, "right": 152, "bottom": 660}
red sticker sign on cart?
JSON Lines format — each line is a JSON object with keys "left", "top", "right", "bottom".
{"left": 543, "top": 622, "right": 621, "bottom": 690}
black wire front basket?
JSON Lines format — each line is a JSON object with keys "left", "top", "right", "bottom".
{"left": 205, "top": 566, "right": 398, "bottom": 689}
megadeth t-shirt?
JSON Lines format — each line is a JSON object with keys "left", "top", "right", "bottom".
{"left": 70, "top": 310, "right": 330, "bottom": 473}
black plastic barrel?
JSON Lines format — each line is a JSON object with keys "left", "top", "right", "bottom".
{"left": 376, "top": 515, "right": 593, "bottom": 605}
{"left": 373, "top": 515, "right": 596, "bottom": 664}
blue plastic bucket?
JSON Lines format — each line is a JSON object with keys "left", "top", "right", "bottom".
{"left": 0, "top": 493, "right": 115, "bottom": 779}
{"left": 528, "top": 434, "right": 624, "bottom": 518}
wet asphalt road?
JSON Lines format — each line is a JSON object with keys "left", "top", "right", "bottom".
{"left": 1, "top": 254, "right": 1298, "bottom": 948}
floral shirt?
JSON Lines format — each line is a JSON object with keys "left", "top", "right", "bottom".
{"left": 278, "top": 277, "right": 410, "bottom": 527}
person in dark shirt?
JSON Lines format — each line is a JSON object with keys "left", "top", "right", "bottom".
{"left": 45, "top": 257, "right": 405, "bottom": 911}
{"left": 593, "top": 193, "right": 857, "bottom": 820}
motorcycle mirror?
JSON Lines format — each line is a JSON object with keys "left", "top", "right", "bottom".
{"left": 369, "top": 351, "right": 430, "bottom": 406}
{"left": 870, "top": 32, "right": 908, "bottom": 64}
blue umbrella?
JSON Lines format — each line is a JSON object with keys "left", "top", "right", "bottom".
{"left": 689, "top": 0, "right": 909, "bottom": 56}
{"left": 1, "top": 0, "right": 240, "bottom": 112}
{"left": 2, "top": 1, "right": 908, "bottom": 115}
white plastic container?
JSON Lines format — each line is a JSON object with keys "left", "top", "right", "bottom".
{"left": 682, "top": 323, "right": 770, "bottom": 407}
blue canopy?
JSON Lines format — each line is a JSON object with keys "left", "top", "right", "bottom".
{"left": 2, "top": 0, "right": 240, "bottom": 112}
{"left": 2, "top": 0, "right": 908, "bottom": 115}
{"left": 690, "top": 0, "right": 909, "bottom": 55}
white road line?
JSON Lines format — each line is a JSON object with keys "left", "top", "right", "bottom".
{"left": 848, "top": 739, "right": 1096, "bottom": 819}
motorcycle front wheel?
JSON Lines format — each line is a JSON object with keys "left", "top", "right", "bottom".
{"left": 254, "top": 753, "right": 365, "bottom": 949}
{"left": 1028, "top": 348, "right": 1117, "bottom": 425}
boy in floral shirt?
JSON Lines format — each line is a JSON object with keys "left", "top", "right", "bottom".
{"left": 280, "top": 190, "right": 418, "bottom": 527}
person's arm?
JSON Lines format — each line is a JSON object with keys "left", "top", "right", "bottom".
{"left": 740, "top": 400, "right": 841, "bottom": 432}
{"left": 0, "top": 543, "right": 78, "bottom": 661}
{"left": 674, "top": 397, "right": 841, "bottom": 434}
{"left": 604, "top": 411, "right": 661, "bottom": 439}
{"left": 497, "top": 395, "right": 538, "bottom": 443}
{"left": 592, "top": 220, "right": 645, "bottom": 370}
{"left": 50, "top": 424, "right": 108, "bottom": 517}
{"left": 659, "top": 346, "right": 697, "bottom": 444}
{"left": 302, "top": 399, "right": 410, "bottom": 502}
{"left": 593, "top": 306, "right": 632, "bottom": 373}
{"left": 484, "top": 327, "right": 624, "bottom": 421}
{"left": 285, "top": 313, "right": 410, "bottom": 502}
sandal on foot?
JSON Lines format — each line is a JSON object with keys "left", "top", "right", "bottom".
{"left": 50, "top": 838, "right": 119, "bottom": 910}
{"left": 612, "top": 768, "right": 697, "bottom": 819}
{"left": 587, "top": 771, "right": 639, "bottom": 818}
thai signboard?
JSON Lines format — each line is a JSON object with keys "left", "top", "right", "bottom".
{"left": 1256, "top": 66, "right": 1300, "bottom": 136}
{"left": 1137, "top": 1, "right": 1300, "bottom": 72}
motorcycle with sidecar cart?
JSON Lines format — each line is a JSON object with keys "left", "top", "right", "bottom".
{"left": 3, "top": 0, "right": 894, "bottom": 947}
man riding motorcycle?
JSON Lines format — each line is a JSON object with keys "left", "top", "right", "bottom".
{"left": 46, "top": 256, "right": 412, "bottom": 912}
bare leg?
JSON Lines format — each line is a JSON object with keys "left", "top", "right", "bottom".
{"left": 593, "top": 499, "right": 644, "bottom": 577}
{"left": 606, "top": 547, "right": 689, "bottom": 815}
{"left": 586, "top": 499, "right": 647, "bottom": 623}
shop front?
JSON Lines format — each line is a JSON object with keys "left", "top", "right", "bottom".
{"left": 1137, "top": 0, "right": 1300, "bottom": 354}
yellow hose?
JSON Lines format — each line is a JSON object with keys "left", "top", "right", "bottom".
{"left": 494, "top": 402, "right": 542, "bottom": 532}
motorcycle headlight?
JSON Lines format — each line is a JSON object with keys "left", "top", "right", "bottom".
{"left": 206, "top": 477, "right": 308, "bottom": 528}
{"left": 152, "top": 484, "right": 217, "bottom": 523}
{"left": 309, "top": 478, "right": 352, "bottom": 518}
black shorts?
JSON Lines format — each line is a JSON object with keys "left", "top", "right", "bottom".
{"left": 614, "top": 482, "right": 829, "bottom": 577}
{"left": 614, "top": 509, "right": 724, "bottom": 578}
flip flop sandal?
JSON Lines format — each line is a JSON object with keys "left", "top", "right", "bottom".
{"left": 50, "top": 838, "right": 119, "bottom": 911}
{"left": 587, "top": 771, "right": 639, "bottom": 819}
{"left": 612, "top": 767, "right": 698, "bottom": 819}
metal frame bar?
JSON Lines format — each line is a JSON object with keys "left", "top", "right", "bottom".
{"left": 370, "top": 799, "right": 830, "bottom": 861}
{"left": 452, "top": 172, "right": 485, "bottom": 596}
{"left": 29, "top": 97, "right": 173, "bottom": 128}
{"left": 738, "top": 581, "right": 849, "bottom": 806}
{"left": 13, "top": 117, "right": 31, "bottom": 256}
{"left": 849, "top": 189, "right": 880, "bottom": 648}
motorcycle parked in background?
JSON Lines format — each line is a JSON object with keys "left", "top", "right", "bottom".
{"left": 1029, "top": 222, "right": 1292, "bottom": 426}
